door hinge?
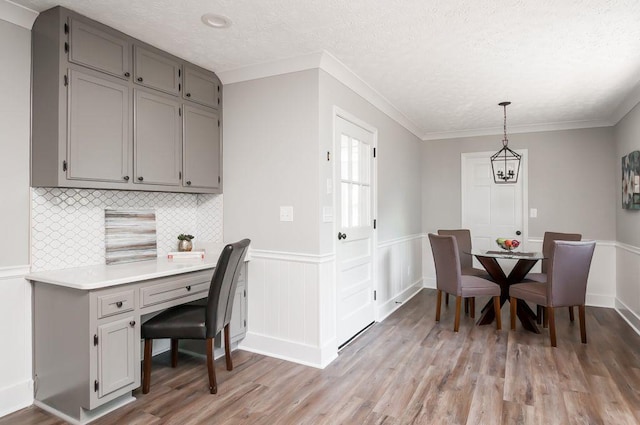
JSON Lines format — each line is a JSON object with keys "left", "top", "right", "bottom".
{"left": 243, "top": 320, "right": 247, "bottom": 327}
{"left": 63, "top": 75, "right": 68, "bottom": 86}
{"left": 64, "top": 23, "right": 69, "bottom": 34}
{"left": 218, "top": 176, "right": 221, "bottom": 184}
{"left": 243, "top": 289, "right": 246, "bottom": 297}
{"left": 179, "top": 107, "right": 182, "bottom": 117}
{"left": 94, "top": 380, "right": 99, "bottom": 392}
{"left": 64, "top": 42, "right": 69, "bottom": 53}
{"left": 217, "top": 85, "right": 220, "bottom": 93}
{"left": 62, "top": 160, "right": 67, "bottom": 172}
{"left": 374, "top": 290, "right": 377, "bottom": 301}
{"left": 327, "top": 151, "right": 330, "bottom": 161}
{"left": 179, "top": 171, "right": 182, "bottom": 180}
{"left": 93, "top": 334, "right": 98, "bottom": 346}
{"left": 217, "top": 119, "right": 220, "bottom": 127}
{"left": 373, "top": 147, "right": 376, "bottom": 158}
{"left": 178, "top": 68, "right": 181, "bottom": 77}
{"left": 178, "top": 83, "right": 181, "bottom": 92}
{"left": 373, "top": 219, "right": 377, "bottom": 229}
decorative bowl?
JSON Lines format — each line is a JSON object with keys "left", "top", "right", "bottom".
{"left": 496, "top": 238, "right": 520, "bottom": 251}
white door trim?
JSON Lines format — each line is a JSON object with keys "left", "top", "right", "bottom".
{"left": 332, "top": 106, "right": 379, "bottom": 343}
{"left": 461, "top": 150, "right": 529, "bottom": 249}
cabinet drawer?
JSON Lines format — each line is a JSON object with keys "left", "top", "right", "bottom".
{"left": 97, "top": 290, "right": 135, "bottom": 319}
{"left": 140, "top": 272, "right": 210, "bottom": 307}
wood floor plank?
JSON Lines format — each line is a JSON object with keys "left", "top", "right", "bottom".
{"left": 3, "top": 290, "right": 640, "bottom": 425}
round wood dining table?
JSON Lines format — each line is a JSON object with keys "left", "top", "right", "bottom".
{"left": 469, "top": 250, "right": 545, "bottom": 333}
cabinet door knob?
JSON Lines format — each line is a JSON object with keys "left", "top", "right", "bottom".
{"left": 123, "top": 176, "right": 129, "bottom": 181}
{"left": 137, "top": 77, "right": 143, "bottom": 82}
{"left": 186, "top": 181, "right": 191, "bottom": 186}
{"left": 186, "top": 93, "right": 191, "bottom": 97}
{"left": 137, "top": 176, "right": 144, "bottom": 181}
{"left": 124, "top": 72, "right": 130, "bottom": 77}
{"left": 129, "top": 320, "right": 136, "bottom": 327}
{"left": 186, "top": 285, "right": 191, "bottom": 291}
{"left": 338, "top": 232, "right": 347, "bottom": 240}
{"left": 116, "top": 301, "right": 123, "bottom": 308}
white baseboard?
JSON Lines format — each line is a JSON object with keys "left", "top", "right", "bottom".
{"left": 0, "top": 379, "right": 32, "bottom": 419}
{"left": 586, "top": 294, "right": 615, "bottom": 308}
{"left": 239, "top": 333, "right": 336, "bottom": 369}
{"left": 615, "top": 298, "right": 640, "bottom": 336}
{"left": 422, "top": 277, "right": 436, "bottom": 289}
{"left": 376, "top": 281, "right": 423, "bottom": 322}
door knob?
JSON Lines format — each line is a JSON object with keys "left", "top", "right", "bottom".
{"left": 338, "top": 232, "right": 347, "bottom": 240}
{"left": 516, "top": 230, "right": 522, "bottom": 236}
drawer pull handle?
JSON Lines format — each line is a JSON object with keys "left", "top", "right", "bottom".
{"left": 116, "top": 301, "right": 123, "bottom": 308}
{"left": 129, "top": 320, "right": 136, "bottom": 327}
{"left": 186, "top": 285, "right": 191, "bottom": 291}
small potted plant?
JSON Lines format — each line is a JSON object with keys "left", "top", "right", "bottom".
{"left": 177, "top": 234, "right": 195, "bottom": 252}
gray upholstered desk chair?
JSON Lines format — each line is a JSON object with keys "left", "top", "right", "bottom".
{"left": 141, "top": 238, "right": 251, "bottom": 394}
{"left": 510, "top": 240, "right": 596, "bottom": 347}
{"left": 429, "top": 233, "right": 502, "bottom": 332}
{"left": 437, "top": 229, "right": 491, "bottom": 316}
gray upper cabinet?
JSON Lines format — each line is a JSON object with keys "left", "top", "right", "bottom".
{"left": 183, "top": 66, "right": 220, "bottom": 109}
{"left": 68, "top": 18, "right": 131, "bottom": 80}
{"left": 183, "top": 105, "right": 221, "bottom": 190}
{"left": 31, "top": 6, "right": 222, "bottom": 194}
{"left": 134, "top": 46, "right": 181, "bottom": 96}
{"left": 68, "top": 69, "right": 130, "bottom": 183}
{"left": 134, "top": 90, "right": 181, "bottom": 186}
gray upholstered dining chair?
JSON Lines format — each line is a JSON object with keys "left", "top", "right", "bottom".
{"left": 141, "top": 238, "right": 250, "bottom": 394}
{"left": 526, "top": 231, "right": 581, "bottom": 324}
{"left": 509, "top": 240, "right": 596, "bottom": 347}
{"left": 437, "top": 229, "right": 491, "bottom": 316}
{"left": 428, "top": 233, "right": 502, "bottom": 332}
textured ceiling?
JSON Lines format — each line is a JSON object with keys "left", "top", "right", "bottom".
{"left": 11, "top": 0, "right": 640, "bottom": 139}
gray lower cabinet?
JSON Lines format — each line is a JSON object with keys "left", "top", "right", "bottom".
{"left": 68, "top": 69, "right": 130, "bottom": 183}
{"left": 183, "top": 105, "right": 221, "bottom": 190}
{"left": 31, "top": 6, "right": 222, "bottom": 194}
{"left": 33, "top": 264, "right": 247, "bottom": 423}
{"left": 134, "top": 90, "right": 181, "bottom": 186}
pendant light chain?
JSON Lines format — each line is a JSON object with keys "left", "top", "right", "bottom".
{"left": 503, "top": 104, "right": 509, "bottom": 147}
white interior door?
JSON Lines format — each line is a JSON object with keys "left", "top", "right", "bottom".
{"left": 461, "top": 151, "right": 527, "bottom": 271}
{"left": 335, "top": 114, "right": 376, "bottom": 348}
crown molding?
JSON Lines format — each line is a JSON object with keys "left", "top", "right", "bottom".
{"left": 422, "top": 118, "right": 613, "bottom": 141}
{"left": 610, "top": 80, "right": 640, "bottom": 125}
{"left": 0, "top": 0, "right": 37, "bottom": 29}
{"left": 217, "top": 50, "right": 423, "bottom": 139}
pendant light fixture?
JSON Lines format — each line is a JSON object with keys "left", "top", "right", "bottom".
{"left": 490, "top": 101, "right": 521, "bottom": 184}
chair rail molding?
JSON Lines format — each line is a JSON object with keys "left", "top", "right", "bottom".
{"left": 615, "top": 241, "right": 640, "bottom": 336}
{"left": 0, "top": 0, "right": 38, "bottom": 29}
{"left": 0, "top": 264, "right": 30, "bottom": 279}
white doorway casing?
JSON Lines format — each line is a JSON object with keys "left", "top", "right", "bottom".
{"left": 461, "top": 151, "right": 528, "bottom": 271}
{"left": 333, "top": 108, "right": 377, "bottom": 348}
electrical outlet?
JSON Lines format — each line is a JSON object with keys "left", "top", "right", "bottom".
{"left": 280, "top": 206, "right": 293, "bottom": 222}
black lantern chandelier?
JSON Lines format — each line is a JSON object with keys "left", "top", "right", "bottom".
{"left": 490, "top": 101, "right": 521, "bottom": 184}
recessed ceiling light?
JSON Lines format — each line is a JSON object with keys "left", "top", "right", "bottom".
{"left": 201, "top": 13, "right": 232, "bottom": 29}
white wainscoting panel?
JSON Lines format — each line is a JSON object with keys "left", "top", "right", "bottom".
{"left": 0, "top": 274, "right": 33, "bottom": 418}
{"left": 376, "top": 235, "right": 423, "bottom": 320}
{"left": 239, "top": 251, "right": 337, "bottom": 368}
{"left": 616, "top": 243, "right": 640, "bottom": 333}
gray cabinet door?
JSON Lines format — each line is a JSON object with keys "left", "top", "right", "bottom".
{"left": 134, "top": 90, "right": 181, "bottom": 186}
{"left": 68, "top": 69, "right": 130, "bottom": 183}
{"left": 134, "top": 46, "right": 181, "bottom": 96}
{"left": 183, "top": 66, "right": 219, "bottom": 108}
{"left": 97, "top": 316, "right": 137, "bottom": 398}
{"left": 69, "top": 18, "right": 130, "bottom": 79}
{"left": 183, "top": 105, "right": 220, "bottom": 190}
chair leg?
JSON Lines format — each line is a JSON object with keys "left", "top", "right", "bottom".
{"left": 548, "top": 307, "right": 557, "bottom": 347}
{"left": 543, "top": 307, "right": 549, "bottom": 329}
{"left": 436, "top": 290, "right": 442, "bottom": 322}
{"left": 493, "top": 296, "right": 502, "bottom": 330}
{"left": 454, "top": 296, "right": 462, "bottom": 332}
{"left": 536, "top": 305, "right": 542, "bottom": 325}
{"left": 142, "top": 339, "right": 152, "bottom": 394}
{"left": 445, "top": 293, "right": 449, "bottom": 306}
{"left": 465, "top": 298, "right": 469, "bottom": 315}
{"left": 579, "top": 305, "right": 587, "bottom": 344}
{"left": 206, "top": 337, "right": 217, "bottom": 394}
{"left": 569, "top": 306, "right": 575, "bottom": 322}
{"left": 510, "top": 297, "right": 517, "bottom": 330}
{"left": 171, "top": 339, "right": 179, "bottom": 368}
{"left": 224, "top": 324, "right": 233, "bottom": 371}
{"left": 470, "top": 297, "right": 475, "bottom": 319}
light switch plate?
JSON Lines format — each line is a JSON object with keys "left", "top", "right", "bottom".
{"left": 530, "top": 208, "right": 537, "bottom": 218}
{"left": 280, "top": 206, "right": 294, "bottom": 222}
{"left": 322, "top": 206, "right": 333, "bottom": 222}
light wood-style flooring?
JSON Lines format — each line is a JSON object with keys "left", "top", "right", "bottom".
{"left": 3, "top": 289, "right": 640, "bottom": 424}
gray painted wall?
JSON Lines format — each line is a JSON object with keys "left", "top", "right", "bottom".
{"left": 614, "top": 102, "right": 640, "bottom": 247}
{"left": 318, "top": 70, "right": 423, "bottom": 251}
{"left": 422, "top": 127, "right": 616, "bottom": 241}
{"left": 223, "top": 70, "right": 321, "bottom": 253}
{"left": 0, "top": 19, "right": 30, "bottom": 267}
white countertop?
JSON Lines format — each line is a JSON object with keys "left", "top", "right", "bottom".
{"left": 26, "top": 252, "right": 221, "bottom": 291}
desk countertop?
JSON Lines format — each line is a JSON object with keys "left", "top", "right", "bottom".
{"left": 25, "top": 245, "right": 225, "bottom": 290}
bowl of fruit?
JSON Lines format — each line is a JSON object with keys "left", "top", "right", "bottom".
{"left": 496, "top": 238, "right": 520, "bottom": 251}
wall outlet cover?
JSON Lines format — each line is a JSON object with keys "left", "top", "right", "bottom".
{"left": 280, "top": 206, "right": 294, "bottom": 222}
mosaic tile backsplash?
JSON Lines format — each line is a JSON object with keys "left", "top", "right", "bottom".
{"left": 31, "top": 188, "right": 223, "bottom": 271}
